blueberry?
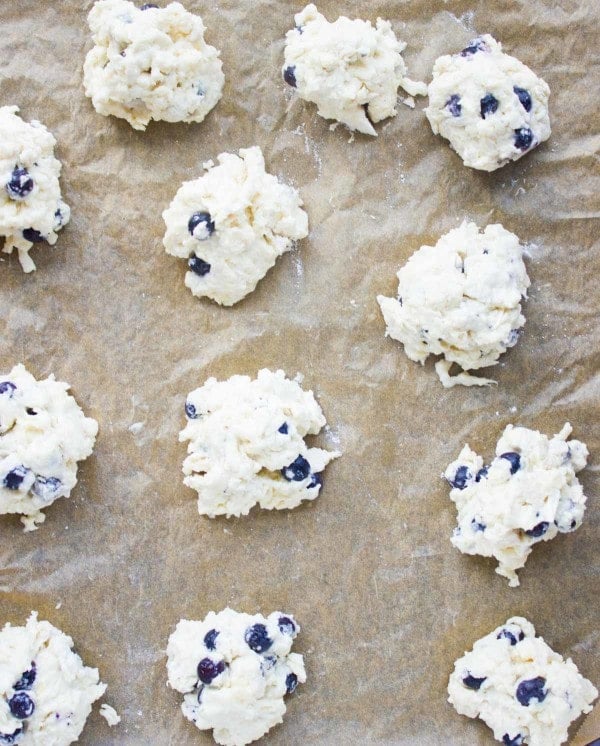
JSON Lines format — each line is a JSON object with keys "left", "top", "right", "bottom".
{"left": 8, "top": 692, "right": 34, "bottom": 719}
{"left": 514, "top": 128, "right": 534, "bottom": 151}
{"left": 22, "top": 229, "right": 44, "bottom": 243}
{"left": 513, "top": 86, "right": 532, "bottom": 112}
{"left": 261, "top": 655, "right": 277, "bottom": 673}
{"left": 503, "top": 735, "right": 524, "bottom": 746}
{"left": 277, "top": 422, "right": 288, "bottom": 434}
{"left": 0, "top": 729, "right": 23, "bottom": 745}
{"left": 285, "top": 672, "right": 298, "bottom": 694}
{"left": 26, "top": 408, "right": 37, "bottom": 416}
{"left": 446, "top": 94, "right": 461, "bottom": 117}
{"left": 244, "top": 624, "right": 272, "bottom": 653}
{"left": 281, "top": 455, "right": 311, "bottom": 482}
{"left": 497, "top": 628, "right": 525, "bottom": 646}
{"left": 14, "top": 663, "right": 36, "bottom": 691}
{"left": 570, "top": 519, "right": 577, "bottom": 529}
{"left": 204, "top": 629, "right": 219, "bottom": 651}
{"left": 197, "top": 657, "right": 225, "bottom": 684}
{"left": 516, "top": 676, "right": 547, "bottom": 706}
{"left": 5, "top": 167, "right": 34, "bottom": 200}
{"left": 475, "top": 467, "right": 489, "bottom": 482}
{"left": 283, "top": 65, "right": 297, "bottom": 88}
{"left": 525, "top": 521, "right": 549, "bottom": 538}
{"left": 447, "top": 465, "right": 472, "bottom": 490}
{"left": 0, "top": 382, "right": 16, "bottom": 396}
{"left": 480, "top": 93, "right": 499, "bottom": 118}
{"left": 462, "top": 674, "right": 486, "bottom": 690}
{"left": 505, "top": 329, "right": 520, "bottom": 347}
{"left": 500, "top": 452, "right": 521, "bottom": 474}
{"left": 307, "top": 472, "right": 322, "bottom": 489}
{"left": 460, "top": 38, "right": 488, "bottom": 56}
{"left": 185, "top": 401, "right": 198, "bottom": 419}
{"left": 140, "top": 3, "right": 158, "bottom": 8}
{"left": 187, "top": 211, "right": 215, "bottom": 239}
{"left": 471, "top": 519, "right": 486, "bottom": 532}
{"left": 54, "top": 207, "right": 65, "bottom": 229}
{"left": 3, "top": 466, "right": 31, "bottom": 491}
{"left": 32, "top": 476, "right": 62, "bottom": 502}
{"left": 188, "top": 255, "right": 211, "bottom": 276}
{"left": 278, "top": 616, "right": 296, "bottom": 635}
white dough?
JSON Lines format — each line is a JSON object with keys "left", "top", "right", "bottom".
{"left": 83, "top": 0, "right": 224, "bottom": 130}
{"left": 448, "top": 617, "right": 598, "bottom": 746}
{"left": 444, "top": 423, "right": 589, "bottom": 587}
{"left": 377, "top": 221, "right": 530, "bottom": 388}
{"left": 162, "top": 147, "right": 309, "bottom": 306}
{"left": 425, "top": 35, "right": 551, "bottom": 171}
{"left": 0, "top": 365, "right": 98, "bottom": 531}
{"left": 0, "top": 612, "right": 108, "bottom": 745}
{"left": 0, "top": 106, "right": 70, "bottom": 273}
{"left": 282, "top": 4, "right": 426, "bottom": 136}
{"left": 180, "top": 368, "right": 340, "bottom": 517}
{"left": 167, "top": 608, "right": 306, "bottom": 746}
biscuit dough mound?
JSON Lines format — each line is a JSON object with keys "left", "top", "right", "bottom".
{"left": 0, "top": 106, "right": 70, "bottom": 273}
{"left": 83, "top": 0, "right": 224, "bottom": 130}
{"left": 167, "top": 608, "right": 306, "bottom": 746}
{"left": 0, "top": 364, "right": 98, "bottom": 531}
{"left": 425, "top": 35, "right": 551, "bottom": 171}
{"left": 180, "top": 368, "right": 340, "bottom": 517}
{"left": 445, "top": 423, "right": 589, "bottom": 586}
{"left": 0, "top": 612, "right": 108, "bottom": 745}
{"left": 282, "top": 4, "right": 426, "bottom": 136}
{"left": 163, "top": 147, "right": 309, "bottom": 306}
{"left": 448, "top": 617, "right": 598, "bottom": 746}
{"left": 377, "top": 221, "right": 530, "bottom": 388}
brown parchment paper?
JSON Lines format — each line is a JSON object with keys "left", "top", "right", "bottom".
{"left": 1, "top": 1, "right": 599, "bottom": 744}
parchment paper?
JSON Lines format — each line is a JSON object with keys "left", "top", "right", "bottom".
{"left": 1, "top": 1, "right": 598, "bottom": 744}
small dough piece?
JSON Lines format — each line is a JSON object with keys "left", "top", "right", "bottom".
{"left": 282, "top": 4, "right": 426, "bottom": 136}
{"left": 167, "top": 608, "right": 306, "bottom": 746}
{"left": 83, "top": 0, "right": 224, "bottom": 130}
{"left": 0, "top": 364, "right": 98, "bottom": 531}
{"left": 180, "top": 368, "right": 340, "bottom": 517}
{"left": 0, "top": 612, "right": 108, "bottom": 745}
{"left": 448, "top": 616, "right": 598, "bottom": 746}
{"left": 0, "top": 106, "right": 70, "bottom": 273}
{"left": 377, "top": 221, "right": 530, "bottom": 388}
{"left": 444, "top": 423, "right": 589, "bottom": 586}
{"left": 98, "top": 704, "right": 120, "bottom": 726}
{"left": 425, "top": 35, "right": 551, "bottom": 171}
{"left": 163, "top": 147, "right": 309, "bottom": 306}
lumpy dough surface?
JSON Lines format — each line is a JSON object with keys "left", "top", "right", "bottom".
{"left": 0, "top": 612, "right": 107, "bottom": 745}
{"left": 180, "top": 368, "right": 340, "bottom": 517}
{"left": 162, "top": 147, "right": 309, "bottom": 306}
{"left": 377, "top": 221, "right": 530, "bottom": 388}
{"left": 83, "top": 0, "right": 224, "bottom": 130}
{"left": 0, "top": 365, "right": 98, "bottom": 531}
{"left": 448, "top": 617, "right": 598, "bottom": 746}
{"left": 167, "top": 608, "right": 306, "bottom": 746}
{"left": 282, "top": 3, "right": 426, "bottom": 136}
{"left": 444, "top": 423, "right": 589, "bottom": 587}
{"left": 425, "top": 34, "right": 550, "bottom": 171}
{"left": 0, "top": 106, "right": 70, "bottom": 273}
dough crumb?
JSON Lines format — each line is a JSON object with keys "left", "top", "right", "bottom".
{"left": 99, "top": 703, "right": 121, "bottom": 726}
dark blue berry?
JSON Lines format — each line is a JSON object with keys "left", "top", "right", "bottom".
{"left": 22, "top": 229, "right": 44, "bottom": 243}
{"left": 460, "top": 38, "right": 488, "bottom": 56}
{"left": 140, "top": 3, "right": 158, "bottom": 8}
{"left": 471, "top": 519, "right": 486, "bottom": 532}
{"left": 514, "top": 128, "right": 534, "bottom": 151}
{"left": 277, "top": 422, "right": 288, "bottom": 434}
{"left": 513, "top": 87, "right": 532, "bottom": 112}
{"left": 516, "top": 676, "right": 547, "bottom": 706}
{"left": 278, "top": 616, "right": 296, "bottom": 635}
{"left": 6, "top": 167, "right": 34, "bottom": 200}
{"left": 446, "top": 94, "right": 462, "bottom": 117}
{"left": 185, "top": 401, "right": 198, "bottom": 419}
{"left": 14, "top": 663, "right": 36, "bottom": 691}
{"left": 244, "top": 624, "right": 272, "bottom": 653}
{"left": 500, "top": 452, "right": 521, "bottom": 474}
{"left": 462, "top": 674, "right": 486, "bottom": 690}
{"left": 261, "top": 655, "right": 277, "bottom": 673}
{"left": 497, "top": 628, "right": 525, "bottom": 646}
{"left": 204, "top": 629, "right": 219, "bottom": 651}
{"left": 0, "top": 729, "right": 23, "bottom": 745}
{"left": 188, "top": 255, "right": 211, "bottom": 276}
{"left": 570, "top": 519, "right": 577, "bottom": 529}
{"left": 448, "top": 465, "right": 472, "bottom": 490}
{"left": 307, "top": 472, "right": 322, "bottom": 489}
{"left": 32, "top": 476, "right": 61, "bottom": 501}
{"left": 8, "top": 692, "right": 34, "bottom": 719}
{"left": 54, "top": 207, "right": 65, "bottom": 228}
{"left": 505, "top": 329, "right": 520, "bottom": 347}
{"left": 283, "top": 66, "right": 297, "bottom": 88}
{"left": 188, "top": 211, "right": 215, "bottom": 239}
{"left": 26, "top": 408, "right": 37, "bottom": 416}
{"left": 0, "top": 382, "right": 16, "bottom": 396}
{"left": 503, "top": 735, "right": 523, "bottom": 746}
{"left": 525, "top": 521, "right": 549, "bottom": 538}
{"left": 480, "top": 93, "right": 499, "bottom": 118}
{"left": 475, "top": 467, "right": 489, "bottom": 482}
{"left": 197, "top": 657, "right": 225, "bottom": 684}
{"left": 3, "top": 466, "right": 31, "bottom": 491}
{"left": 285, "top": 673, "right": 298, "bottom": 694}
{"left": 281, "top": 455, "right": 311, "bottom": 482}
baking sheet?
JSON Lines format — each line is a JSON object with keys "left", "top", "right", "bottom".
{"left": 1, "top": 0, "right": 599, "bottom": 743}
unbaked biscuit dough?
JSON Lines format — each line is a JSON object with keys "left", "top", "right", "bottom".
{"left": 180, "top": 368, "right": 340, "bottom": 517}
{"left": 0, "top": 106, "right": 70, "bottom": 273}
{"left": 425, "top": 35, "right": 551, "bottom": 171}
{"left": 377, "top": 221, "right": 530, "bottom": 388}
{"left": 83, "top": 0, "right": 224, "bottom": 130}
{"left": 0, "top": 612, "right": 110, "bottom": 745}
{"left": 0, "top": 364, "right": 98, "bottom": 531}
{"left": 282, "top": 4, "right": 427, "bottom": 136}
{"left": 445, "top": 423, "right": 589, "bottom": 586}
{"left": 448, "top": 617, "right": 598, "bottom": 746}
{"left": 163, "top": 147, "right": 309, "bottom": 306}
{"left": 167, "top": 608, "right": 306, "bottom": 746}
